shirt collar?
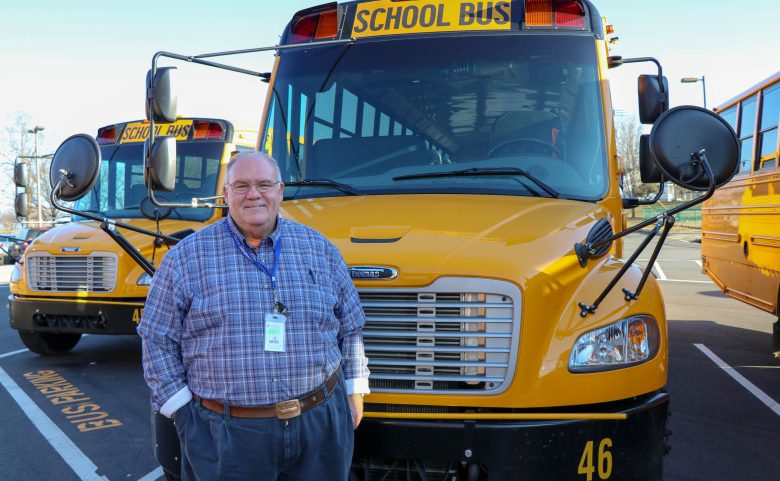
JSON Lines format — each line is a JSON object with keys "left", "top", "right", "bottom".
{"left": 226, "top": 214, "right": 284, "bottom": 249}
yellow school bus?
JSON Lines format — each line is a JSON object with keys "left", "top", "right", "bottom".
{"left": 701, "top": 70, "right": 780, "bottom": 354}
{"left": 264, "top": 2, "right": 670, "bottom": 479}
{"left": 8, "top": 118, "right": 256, "bottom": 355}
{"left": 42, "top": 1, "right": 740, "bottom": 480}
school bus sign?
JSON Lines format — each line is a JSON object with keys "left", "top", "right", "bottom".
{"left": 352, "top": 0, "right": 512, "bottom": 37}
{"left": 119, "top": 119, "right": 193, "bottom": 143}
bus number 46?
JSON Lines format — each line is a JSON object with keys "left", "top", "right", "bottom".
{"left": 578, "top": 438, "right": 613, "bottom": 480}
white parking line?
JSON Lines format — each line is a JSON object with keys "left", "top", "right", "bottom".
{"left": 0, "top": 348, "right": 29, "bottom": 359}
{"left": 694, "top": 344, "right": 780, "bottom": 417}
{"left": 658, "top": 279, "right": 713, "bottom": 284}
{"left": 0, "top": 366, "right": 110, "bottom": 481}
{"left": 652, "top": 262, "right": 667, "bottom": 280}
{"left": 137, "top": 467, "right": 163, "bottom": 481}
{"left": 694, "top": 260, "right": 703, "bottom": 268}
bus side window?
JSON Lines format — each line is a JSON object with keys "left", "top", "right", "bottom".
{"left": 738, "top": 95, "right": 758, "bottom": 173}
{"left": 758, "top": 84, "right": 779, "bottom": 170}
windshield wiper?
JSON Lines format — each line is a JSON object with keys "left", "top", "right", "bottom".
{"left": 285, "top": 178, "right": 363, "bottom": 196}
{"left": 393, "top": 167, "right": 559, "bottom": 198}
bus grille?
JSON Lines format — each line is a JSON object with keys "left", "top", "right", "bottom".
{"left": 360, "top": 278, "right": 520, "bottom": 394}
{"left": 26, "top": 252, "right": 118, "bottom": 293}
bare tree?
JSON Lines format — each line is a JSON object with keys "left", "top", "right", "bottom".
{"left": 0, "top": 111, "right": 58, "bottom": 229}
{"left": 615, "top": 115, "right": 658, "bottom": 198}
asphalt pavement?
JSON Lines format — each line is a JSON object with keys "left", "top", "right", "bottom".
{"left": 1, "top": 231, "right": 778, "bottom": 481}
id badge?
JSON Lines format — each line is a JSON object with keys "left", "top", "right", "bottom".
{"left": 264, "top": 313, "right": 287, "bottom": 352}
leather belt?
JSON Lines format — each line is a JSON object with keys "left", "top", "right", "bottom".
{"left": 193, "top": 368, "right": 340, "bottom": 419}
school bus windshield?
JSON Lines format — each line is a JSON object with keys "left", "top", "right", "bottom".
{"left": 73, "top": 141, "right": 224, "bottom": 221}
{"left": 264, "top": 34, "right": 608, "bottom": 201}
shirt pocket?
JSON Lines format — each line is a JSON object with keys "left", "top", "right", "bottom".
{"left": 287, "top": 268, "right": 339, "bottom": 337}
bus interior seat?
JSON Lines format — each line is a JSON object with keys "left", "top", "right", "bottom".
{"left": 307, "top": 136, "right": 432, "bottom": 178}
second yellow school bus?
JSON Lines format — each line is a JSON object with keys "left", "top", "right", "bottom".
{"left": 701, "top": 70, "right": 780, "bottom": 354}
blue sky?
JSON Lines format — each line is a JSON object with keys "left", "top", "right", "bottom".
{"left": 1, "top": 0, "right": 778, "bottom": 153}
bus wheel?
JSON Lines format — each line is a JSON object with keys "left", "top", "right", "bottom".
{"left": 18, "top": 332, "right": 81, "bottom": 355}
{"left": 773, "top": 319, "right": 780, "bottom": 360}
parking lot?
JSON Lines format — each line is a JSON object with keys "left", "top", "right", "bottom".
{"left": 0, "top": 233, "right": 778, "bottom": 481}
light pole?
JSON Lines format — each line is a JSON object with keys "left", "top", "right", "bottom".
{"left": 27, "top": 125, "right": 45, "bottom": 227}
{"left": 681, "top": 76, "right": 707, "bottom": 109}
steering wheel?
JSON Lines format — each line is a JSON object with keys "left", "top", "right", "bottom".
{"left": 487, "top": 137, "right": 561, "bottom": 158}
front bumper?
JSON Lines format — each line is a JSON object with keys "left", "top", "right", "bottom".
{"left": 354, "top": 391, "right": 669, "bottom": 481}
{"left": 8, "top": 295, "right": 143, "bottom": 335}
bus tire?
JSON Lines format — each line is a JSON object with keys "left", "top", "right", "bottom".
{"left": 18, "top": 331, "right": 81, "bottom": 355}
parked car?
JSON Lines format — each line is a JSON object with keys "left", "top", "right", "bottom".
{"left": 5, "top": 227, "right": 50, "bottom": 263}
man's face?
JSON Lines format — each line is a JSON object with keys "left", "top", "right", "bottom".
{"left": 223, "top": 155, "right": 284, "bottom": 237}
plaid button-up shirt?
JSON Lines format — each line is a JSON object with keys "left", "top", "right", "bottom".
{"left": 138, "top": 216, "right": 369, "bottom": 410}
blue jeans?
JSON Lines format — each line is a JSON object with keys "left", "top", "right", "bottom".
{"left": 175, "top": 378, "right": 354, "bottom": 481}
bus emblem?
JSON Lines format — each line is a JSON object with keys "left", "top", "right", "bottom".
{"left": 60, "top": 247, "right": 81, "bottom": 253}
{"left": 348, "top": 266, "right": 398, "bottom": 280}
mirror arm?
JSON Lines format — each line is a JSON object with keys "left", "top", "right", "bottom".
{"left": 49, "top": 174, "right": 182, "bottom": 246}
{"left": 579, "top": 151, "right": 714, "bottom": 260}
{"left": 623, "top": 181, "right": 665, "bottom": 208}
{"left": 622, "top": 217, "right": 676, "bottom": 302}
{"left": 99, "top": 222, "right": 156, "bottom": 276}
{"left": 151, "top": 38, "right": 356, "bottom": 81}
{"left": 576, "top": 151, "right": 716, "bottom": 317}
{"left": 578, "top": 217, "right": 665, "bottom": 317}
{"left": 147, "top": 187, "right": 227, "bottom": 210}
{"left": 617, "top": 56, "right": 667, "bottom": 108}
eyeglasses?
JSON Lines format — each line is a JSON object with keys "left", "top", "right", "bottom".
{"left": 228, "top": 180, "right": 280, "bottom": 194}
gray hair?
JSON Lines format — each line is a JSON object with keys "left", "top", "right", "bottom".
{"left": 224, "top": 150, "right": 282, "bottom": 186}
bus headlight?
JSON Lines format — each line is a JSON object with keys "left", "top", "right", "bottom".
{"left": 137, "top": 273, "right": 153, "bottom": 286}
{"left": 569, "top": 315, "right": 660, "bottom": 373}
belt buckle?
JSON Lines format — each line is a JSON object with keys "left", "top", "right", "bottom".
{"left": 275, "top": 399, "right": 301, "bottom": 419}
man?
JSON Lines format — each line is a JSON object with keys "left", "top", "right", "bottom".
{"left": 138, "top": 151, "right": 369, "bottom": 480}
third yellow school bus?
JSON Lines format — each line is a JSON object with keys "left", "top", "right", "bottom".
{"left": 701, "top": 70, "right": 780, "bottom": 353}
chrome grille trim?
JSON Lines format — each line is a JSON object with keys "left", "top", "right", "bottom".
{"left": 26, "top": 251, "right": 119, "bottom": 293}
{"left": 360, "top": 277, "right": 521, "bottom": 395}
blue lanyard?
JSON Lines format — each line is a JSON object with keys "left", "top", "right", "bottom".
{"left": 225, "top": 221, "right": 282, "bottom": 290}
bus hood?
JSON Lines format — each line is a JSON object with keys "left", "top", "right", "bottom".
{"left": 281, "top": 194, "right": 611, "bottom": 287}
{"left": 26, "top": 218, "right": 206, "bottom": 263}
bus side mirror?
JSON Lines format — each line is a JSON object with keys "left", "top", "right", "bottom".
{"left": 14, "top": 163, "right": 27, "bottom": 188}
{"left": 650, "top": 106, "right": 739, "bottom": 190}
{"left": 15, "top": 193, "right": 28, "bottom": 218}
{"left": 145, "top": 137, "right": 177, "bottom": 192}
{"left": 638, "top": 74, "right": 669, "bottom": 124}
{"left": 146, "top": 67, "right": 178, "bottom": 123}
{"left": 49, "top": 134, "right": 102, "bottom": 202}
{"left": 639, "top": 134, "right": 663, "bottom": 183}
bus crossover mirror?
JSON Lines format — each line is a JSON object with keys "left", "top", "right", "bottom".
{"left": 13, "top": 163, "right": 27, "bottom": 188}
{"left": 577, "top": 106, "right": 738, "bottom": 317}
{"left": 49, "top": 134, "right": 102, "bottom": 202}
{"left": 15, "top": 193, "right": 28, "bottom": 219}
{"left": 146, "top": 67, "right": 177, "bottom": 123}
{"left": 638, "top": 74, "right": 669, "bottom": 124}
{"left": 650, "top": 106, "right": 739, "bottom": 191}
{"left": 145, "top": 137, "right": 177, "bottom": 192}
{"left": 46, "top": 136, "right": 182, "bottom": 278}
